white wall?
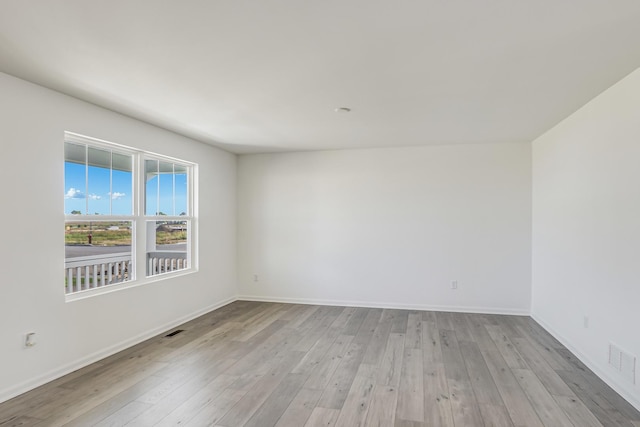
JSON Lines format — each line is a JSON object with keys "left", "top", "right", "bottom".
{"left": 238, "top": 143, "right": 532, "bottom": 314}
{"left": 532, "top": 68, "right": 640, "bottom": 409}
{"left": 0, "top": 72, "right": 237, "bottom": 402}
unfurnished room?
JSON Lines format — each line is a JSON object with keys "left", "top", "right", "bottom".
{"left": 1, "top": 1, "right": 639, "bottom": 426}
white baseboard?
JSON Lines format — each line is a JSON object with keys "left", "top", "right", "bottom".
{"left": 0, "top": 296, "right": 236, "bottom": 404}
{"left": 531, "top": 313, "right": 640, "bottom": 413}
{"left": 237, "top": 294, "right": 530, "bottom": 316}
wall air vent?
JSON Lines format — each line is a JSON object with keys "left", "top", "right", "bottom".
{"left": 609, "top": 343, "right": 636, "bottom": 384}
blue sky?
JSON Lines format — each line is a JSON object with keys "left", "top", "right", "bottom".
{"left": 65, "top": 162, "right": 188, "bottom": 216}
{"left": 65, "top": 162, "right": 133, "bottom": 215}
{"left": 145, "top": 171, "right": 188, "bottom": 216}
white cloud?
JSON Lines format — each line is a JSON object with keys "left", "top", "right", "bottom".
{"left": 65, "top": 188, "right": 101, "bottom": 200}
{"left": 65, "top": 188, "right": 84, "bottom": 199}
{"left": 109, "top": 192, "right": 126, "bottom": 200}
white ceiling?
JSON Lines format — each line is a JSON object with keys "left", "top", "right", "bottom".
{"left": 1, "top": 1, "right": 640, "bottom": 154}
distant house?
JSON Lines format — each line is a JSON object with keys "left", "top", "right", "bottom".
{"left": 156, "top": 224, "right": 186, "bottom": 233}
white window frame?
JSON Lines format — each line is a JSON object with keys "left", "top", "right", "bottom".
{"left": 64, "top": 132, "right": 198, "bottom": 301}
{"left": 142, "top": 154, "right": 196, "bottom": 277}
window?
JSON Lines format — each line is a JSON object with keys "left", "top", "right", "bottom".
{"left": 64, "top": 133, "right": 196, "bottom": 297}
{"left": 64, "top": 142, "right": 133, "bottom": 215}
{"left": 144, "top": 158, "right": 192, "bottom": 277}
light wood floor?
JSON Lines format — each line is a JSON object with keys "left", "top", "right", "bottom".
{"left": 1, "top": 301, "right": 639, "bottom": 426}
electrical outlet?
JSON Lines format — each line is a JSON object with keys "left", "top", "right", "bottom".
{"left": 450, "top": 280, "right": 458, "bottom": 290}
{"left": 253, "top": 274, "right": 258, "bottom": 282}
{"left": 25, "top": 332, "right": 36, "bottom": 348}
{"left": 583, "top": 316, "right": 589, "bottom": 328}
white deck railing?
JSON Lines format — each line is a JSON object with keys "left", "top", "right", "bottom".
{"left": 65, "top": 251, "right": 188, "bottom": 294}
{"left": 147, "top": 251, "right": 188, "bottom": 276}
{"left": 65, "top": 252, "right": 132, "bottom": 294}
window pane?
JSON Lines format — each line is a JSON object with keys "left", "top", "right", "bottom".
{"left": 146, "top": 220, "right": 188, "bottom": 276}
{"left": 64, "top": 142, "right": 86, "bottom": 215}
{"left": 145, "top": 159, "right": 158, "bottom": 215}
{"left": 87, "top": 147, "right": 110, "bottom": 215}
{"left": 111, "top": 152, "right": 133, "bottom": 215}
{"left": 64, "top": 141, "right": 87, "bottom": 164}
{"left": 175, "top": 165, "right": 188, "bottom": 216}
{"left": 65, "top": 143, "right": 134, "bottom": 216}
{"left": 64, "top": 221, "right": 133, "bottom": 293}
{"left": 65, "top": 161, "right": 87, "bottom": 215}
{"left": 158, "top": 161, "right": 174, "bottom": 215}
{"left": 145, "top": 159, "right": 190, "bottom": 216}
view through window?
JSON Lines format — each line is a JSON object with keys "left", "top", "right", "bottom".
{"left": 64, "top": 133, "right": 195, "bottom": 296}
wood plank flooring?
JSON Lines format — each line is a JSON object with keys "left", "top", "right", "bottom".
{"left": 1, "top": 301, "right": 639, "bottom": 426}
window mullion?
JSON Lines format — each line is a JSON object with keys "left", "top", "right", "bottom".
{"left": 84, "top": 145, "right": 89, "bottom": 215}
{"left": 135, "top": 153, "right": 144, "bottom": 283}
{"left": 109, "top": 151, "right": 113, "bottom": 215}
{"left": 172, "top": 163, "right": 176, "bottom": 216}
